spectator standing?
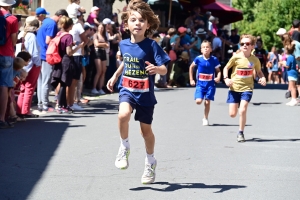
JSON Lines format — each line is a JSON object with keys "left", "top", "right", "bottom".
{"left": 0, "top": 0, "right": 19, "bottom": 128}
{"left": 16, "top": 17, "right": 41, "bottom": 117}
{"left": 92, "top": 23, "right": 109, "bottom": 95}
{"left": 87, "top": 6, "right": 100, "bottom": 26}
{"left": 69, "top": 12, "right": 88, "bottom": 110}
{"left": 291, "top": 19, "right": 300, "bottom": 42}
{"left": 184, "top": 12, "right": 196, "bottom": 32}
{"left": 66, "top": 0, "right": 86, "bottom": 20}
{"left": 35, "top": 7, "right": 49, "bottom": 22}
{"left": 229, "top": 29, "right": 240, "bottom": 52}
{"left": 36, "top": 9, "right": 69, "bottom": 112}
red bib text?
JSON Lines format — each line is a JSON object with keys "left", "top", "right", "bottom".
{"left": 122, "top": 76, "right": 149, "bottom": 93}
{"left": 199, "top": 73, "right": 213, "bottom": 81}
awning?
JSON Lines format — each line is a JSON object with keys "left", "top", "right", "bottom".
{"left": 178, "top": 0, "right": 215, "bottom": 11}
{"left": 202, "top": 1, "right": 243, "bottom": 24}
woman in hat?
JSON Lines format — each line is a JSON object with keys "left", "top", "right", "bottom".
{"left": 16, "top": 16, "right": 41, "bottom": 118}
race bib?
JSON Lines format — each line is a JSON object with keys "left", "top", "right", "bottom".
{"left": 122, "top": 76, "right": 149, "bottom": 93}
{"left": 198, "top": 73, "right": 213, "bottom": 81}
{"left": 236, "top": 69, "right": 253, "bottom": 78}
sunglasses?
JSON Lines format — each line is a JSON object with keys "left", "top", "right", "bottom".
{"left": 240, "top": 42, "right": 251, "bottom": 46}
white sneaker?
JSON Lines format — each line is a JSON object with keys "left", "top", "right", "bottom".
{"left": 70, "top": 103, "right": 84, "bottom": 111}
{"left": 141, "top": 159, "right": 157, "bottom": 184}
{"left": 202, "top": 118, "right": 209, "bottom": 126}
{"left": 91, "top": 88, "right": 99, "bottom": 94}
{"left": 286, "top": 100, "right": 298, "bottom": 106}
{"left": 115, "top": 147, "right": 130, "bottom": 169}
{"left": 154, "top": 86, "right": 160, "bottom": 91}
{"left": 98, "top": 89, "right": 106, "bottom": 95}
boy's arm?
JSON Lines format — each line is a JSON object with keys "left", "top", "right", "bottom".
{"left": 214, "top": 67, "right": 221, "bottom": 83}
{"left": 189, "top": 62, "right": 196, "bottom": 86}
{"left": 113, "top": 61, "right": 124, "bottom": 78}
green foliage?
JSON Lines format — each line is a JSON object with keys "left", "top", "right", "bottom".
{"left": 232, "top": 0, "right": 300, "bottom": 50}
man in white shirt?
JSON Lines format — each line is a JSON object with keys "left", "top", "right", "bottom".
{"left": 69, "top": 14, "right": 88, "bottom": 110}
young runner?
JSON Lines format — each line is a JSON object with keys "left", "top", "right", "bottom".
{"left": 189, "top": 40, "right": 221, "bottom": 126}
{"left": 223, "top": 34, "right": 266, "bottom": 142}
{"left": 106, "top": 0, "right": 170, "bottom": 184}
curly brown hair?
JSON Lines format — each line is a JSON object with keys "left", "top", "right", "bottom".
{"left": 121, "top": 0, "right": 160, "bottom": 37}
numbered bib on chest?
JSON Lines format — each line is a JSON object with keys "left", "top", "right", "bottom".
{"left": 199, "top": 73, "right": 213, "bottom": 81}
{"left": 236, "top": 68, "right": 253, "bottom": 78}
{"left": 122, "top": 76, "right": 150, "bottom": 93}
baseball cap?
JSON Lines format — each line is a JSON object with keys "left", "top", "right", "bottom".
{"left": 276, "top": 28, "right": 287, "bottom": 36}
{"left": 103, "top": 18, "right": 114, "bottom": 25}
{"left": 91, "top": 6, "right": 100, "bottom": 12}
{"left": 84, "top": 22, "right": 95, "bottom": 29}
{"left": 36, "top": 7, "right": 50, "bottom": 15}
{"left": 178, "top": 27, "right": 187, "bottom": 34}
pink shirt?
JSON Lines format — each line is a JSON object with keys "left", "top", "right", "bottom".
{"left": 87, "top": 13, "right": 97, "bottom": 25}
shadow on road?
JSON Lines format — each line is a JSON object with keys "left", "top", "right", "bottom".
{"left": 251, "top": 102, "right": 282, "bottom": 106}
{"left": 210, "top": 124, "right": 252, "bottom": 127}
{"left": 130, "top": 181, "right": 246, "bottom": 193}
{"left": 0, "top": 119, "right": 70, "bottom": 200}
{"left": 246, "top": 138, "right": 300, "bottom": 142}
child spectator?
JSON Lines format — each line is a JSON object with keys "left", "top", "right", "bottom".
{"left": 189, "top": 40, "right": 221, "bottom": 126}
{"left": 87, "top": 6, "right": 100, "bottom": 26}
{"left": 67, "top": 0, "right": 86, "bottom": 20}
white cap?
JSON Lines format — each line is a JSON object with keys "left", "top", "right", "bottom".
{"left": 103, "top": 18, "right": 114, "bottom": 25}
{"left": 0, "top": 0, "right": 15, "bottom": 6}
{"left": 276, "top": 28, "right": 287, "bottom": 36}
{"left": 91, "top": 6, "right": 100, "bottom": 12}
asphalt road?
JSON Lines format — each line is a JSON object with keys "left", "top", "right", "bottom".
{"left": 1, "top": 85, "right": 299, "bottom": 200}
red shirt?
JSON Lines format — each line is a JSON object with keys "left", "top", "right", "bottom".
{"left": 0, "top": 9, "right": 18, "bottom": 57}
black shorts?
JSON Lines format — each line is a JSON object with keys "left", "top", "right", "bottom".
{"left": 73, "top": 56, "right": 83, "bottom": 80}
{"left": 94, "top": 48, "right": 107, "bottom": 61}
{"left": 119, "top": 93, "right": 154, "bottom": 124}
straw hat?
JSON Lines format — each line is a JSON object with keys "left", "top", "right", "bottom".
{"left": 180, "top": 51, "right": 189, "bottom": 60}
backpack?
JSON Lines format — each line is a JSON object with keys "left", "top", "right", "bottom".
{"left": 0, "top": 13, "right": 11, "bottom": 46}
{"left": 46, "top": 32, "right": 70, "bottom": 65}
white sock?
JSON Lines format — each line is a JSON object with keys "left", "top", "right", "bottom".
{"left": 145, "top": 153, "right": 156, "bottom": 164}
{"left": 120, "top": 137, "right": 130, "bottom": 149}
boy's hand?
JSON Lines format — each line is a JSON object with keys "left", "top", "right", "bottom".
{"left": 190, "top": 80, "right": 195, "bottom": 86}
{"left": 258, "top": 77, "right": 266, "bottom": 86}
{"left": 225, "top": 78, "right": 233, "bottom": 87}
{"left": 214, "top": 77, "right": 220, "bottom": 83}
{"left": 106, "top": 75, "right": 117, "bottom": 92}
{"left": 145, "top": 61, "right": 157, "bottom": 75}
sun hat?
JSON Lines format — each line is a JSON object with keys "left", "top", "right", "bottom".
{"left": 276, "top": 28, "right": 287, "bottom": 36}
{"left": 180, "top": 51, "right": 189, "bottom": 60}
{"left": 0, "top": 0, "right": 15, "bottom": 6}
{"left": 196, "top": 28, "right": 206, "bottom": 35}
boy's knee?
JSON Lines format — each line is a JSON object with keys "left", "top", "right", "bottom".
{"left": 118, "top": 111, "right": 131, "bottom": 122}
{"left": 196, "top": 98, "right": 202, "bottom": 105}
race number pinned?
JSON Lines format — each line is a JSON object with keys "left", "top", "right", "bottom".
{"left": 236, "top": 68, "right": 253, "bottom": 78}
{"left": 122, "top": 76, "right": 149, "bottom": 92}
{"left": 199, "top": 73, "right": 213, "bottom": 81}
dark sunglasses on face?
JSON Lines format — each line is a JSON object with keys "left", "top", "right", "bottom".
{"left": 240, "top": 42, "right": 251, "bottom": 46}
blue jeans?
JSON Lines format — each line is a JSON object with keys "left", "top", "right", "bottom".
{"left": 0, "top": 56, "right": 13, "bottom": 87}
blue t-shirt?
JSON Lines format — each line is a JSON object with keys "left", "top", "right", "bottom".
{"left": 37, "top": 18, "right": 58, "bottom": 60}
{"left": 118, "top": 38, "right": 170, "bottom": 106}
{"left": 286, "top": 54, "right": 298, "bottom": 78}
{"left": 193, "top": 55, "right": 220, "bottom": 88}
{"left": 180, "top": 34, "right": 191, "bottom": 46}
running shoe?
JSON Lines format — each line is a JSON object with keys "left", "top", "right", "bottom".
{"left": 141, "top": 159, "right": 157, "bottom": 184}
{"left": 91, "top": 89, "right": 100, "bottom": 95}
{"left": 115, "top": 147, "right": 130, "bottom": 169}
{"left": 237, "top": 134, "right": 246, "bottom": 142}
{"left": 98, "top": 89, "right": 106, "bottom": 95}
{"left": 202, "top": 118, "right": 209, "bottom": 126}
{"left": 286, "top": 100, "right": 298, "bottom": 106}
{"left": 70, "top": 103, "right": 84, "bottom": 111}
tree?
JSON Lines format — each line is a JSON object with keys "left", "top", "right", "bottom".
{"left": 232, "top": 0, "right": 300, "bottom": 50}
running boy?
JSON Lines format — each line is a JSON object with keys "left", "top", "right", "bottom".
{"left": 106, "top": 0, "right": 170, "bottom": 184}
{"left": 223, "top": 34, "right": 266, "bottom": 142}
{"left": 189, "top": 40, "right": 221, "bottom": 126}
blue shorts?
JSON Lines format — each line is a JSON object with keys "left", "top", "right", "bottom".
{"left": 0, "top": 56, "right": 14, "bottom": 87}
{"left": 119, "top": 94, "right": 154, "bottom": 124}
{"left": 194, "top": 86, "right": 216, "bottom": 101}
{"left": 226, "top": 90, "right": 253, "bottom": 103}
